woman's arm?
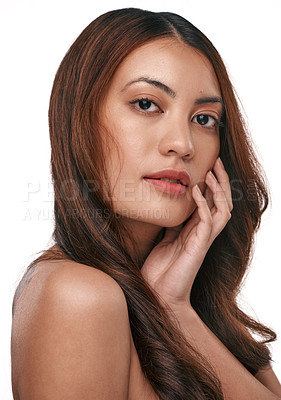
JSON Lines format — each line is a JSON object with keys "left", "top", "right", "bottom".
{"left": 172, "top": 306, "right": 281, "bottom": 399}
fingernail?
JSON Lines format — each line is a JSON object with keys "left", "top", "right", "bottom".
{"left": 218, "top": 157, "right": 225, "bottom": 169}
{"left": 195, "top": 184, "right": 202, "bottom": 195}
{"left": 209, "top": 170, "right": 217, "bottom": 180}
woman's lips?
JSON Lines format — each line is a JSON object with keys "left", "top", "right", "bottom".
{"left": 143, "top": 178, "right": 188, "bottom": 195}
{"left": 143, "top": 168, "right": 190, "bottom": 195}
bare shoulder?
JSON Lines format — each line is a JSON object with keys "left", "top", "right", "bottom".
{"left": 13, "top": 257, "right": 126, "bottom": 311}
{"left": 12, "top": 258, "right": 131, "bottom": 400}
{"left": 256, "top": 365, "right": 281, "bottom": 397}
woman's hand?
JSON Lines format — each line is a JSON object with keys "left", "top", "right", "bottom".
{"left": 141, "top": 157, "right": 233, "bottom": 311}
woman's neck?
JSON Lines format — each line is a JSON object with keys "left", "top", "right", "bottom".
{"left": 122, "top": 218, "right": 164, "bottom": 266}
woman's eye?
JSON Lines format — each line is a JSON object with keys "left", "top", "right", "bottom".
{"left": 193, "top": 114, "right": 220, "bottom": 128}
{"left": 130, "top": 98, "right": 161, "bottom": 113}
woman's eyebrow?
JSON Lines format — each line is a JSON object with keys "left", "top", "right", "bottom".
{"left": 195, "top": 96, "right": 225, "bottom": 113}
{"left": 122, "top": 77, "right": 176, "bottom": 98}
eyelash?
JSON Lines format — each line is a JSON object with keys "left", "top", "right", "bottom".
{"left": 129, "top": 97, "right": 224, "bottom": 129}
{"left": 194, "top": 115, "right": 224, "bottom": 129}
{"left": 129, "top": 97, "right": 162, "bottom": 114}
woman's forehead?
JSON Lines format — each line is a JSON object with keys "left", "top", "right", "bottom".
{"left": 108, "top": 38, "right": 221, "bottom": 100}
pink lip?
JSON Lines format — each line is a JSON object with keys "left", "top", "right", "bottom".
{"left": 144, "top": 169, "right": 190, "bottom": 195}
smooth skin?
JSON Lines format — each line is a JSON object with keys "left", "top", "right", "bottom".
{"left": 11, "top": 38, "right": 281, "bottom": 399}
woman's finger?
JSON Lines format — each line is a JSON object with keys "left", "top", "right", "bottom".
{"left": 180, "top": 182, "right": 214, "bottom": 243}
{"left": 187, "top": 184, "right": 213, "bottom": 243}
{"left": 212, "top": 157, "right": 233, "bottom": 212}
{"left": 202, "top": 184, "right": 215, "bottom": 213}
{"left": 205, "top": 170, "right": 231, "bottom": 233}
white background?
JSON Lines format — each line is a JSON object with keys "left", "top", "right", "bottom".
{"left": 1, "top": 0, "right": 280, "bottom": 398}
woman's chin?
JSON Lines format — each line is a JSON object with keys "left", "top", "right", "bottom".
{"left": 116, "top": 208, "right": 195, "bottom": 228}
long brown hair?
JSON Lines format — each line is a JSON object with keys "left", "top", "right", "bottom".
{"left": 16, "top": 8, "right": 276, "bottom": 399}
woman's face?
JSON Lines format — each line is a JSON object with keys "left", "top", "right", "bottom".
{"left": 101, "top": 38, "right": 223, "bottom": 227}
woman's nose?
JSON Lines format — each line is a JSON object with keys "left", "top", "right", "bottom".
{"left": 158, "top": 116, "right": 195, "bottom": 159}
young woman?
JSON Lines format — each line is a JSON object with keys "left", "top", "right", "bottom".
{"left": 11, "top": 8, "right": 281, "bottom": 400}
